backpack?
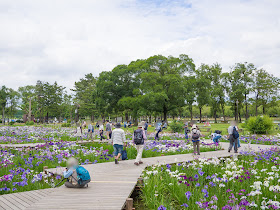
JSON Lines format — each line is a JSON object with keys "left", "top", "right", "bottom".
{"left": 134, "top": 129, "right": 144, "bottom": 145}
{"left": 122, "top": 150, "right": 127, "bottom": 160}
{"left": 76, "top": 166, "right": 91, "bottom": 182}
{"left": 232, "top": 126, "right": 239, "bottom": 139}
{"left": 192, "top": 129, "right": 200, "bottom": 141}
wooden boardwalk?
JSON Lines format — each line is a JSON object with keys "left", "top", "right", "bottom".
{"left": 0, "top": 142, "right": 276, "bottom": 210}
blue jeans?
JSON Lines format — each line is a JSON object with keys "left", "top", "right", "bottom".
{"left": 213, "top": 136, "right": 222, "bottom": 143}
{"left": 155, "top": 128, "right": 162, "bottom": 140}
{"left": 233, "top": 138, "right": 241, "bottom": 148}
{"left": 113, "top": 144, "right": 123, "bottom": 156}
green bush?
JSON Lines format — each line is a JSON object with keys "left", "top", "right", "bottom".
{"left": 169, "top": 120, "right": 183, "bottom": 133}
{"left": 9, "top": 121, "right": 15, "bottom": 125}
{"left": 61, "top": 123, "right": 71, "bottom": 127}
{"left": 25, "top": 121, "right": 35, "bottom": 126}
{"left": 246, "top": 115, "right": 273, "bottom": 134}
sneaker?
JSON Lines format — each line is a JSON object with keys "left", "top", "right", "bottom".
{"left": 197, "top": 153, "right": 200, "bottom": 155}
{"left": 139, "top": 161, "right": 143, "bottom": 164}
{"left": 134, "top": 162, "right": 139, "bottom": 166}
{"left": 115, "top": 159, "right": 119, "bottom": 164}
{"left": 228, "top": 149, "right": 230, "bottom": 153}
{"left": 234, "top": 151, "right": 238, "bottom": 153}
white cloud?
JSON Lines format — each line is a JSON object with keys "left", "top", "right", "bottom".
{"left": 0, "top": 0, "right": 279, "bottom": 91}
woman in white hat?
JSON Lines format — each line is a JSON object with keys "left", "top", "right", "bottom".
{"left": 190, "top": 124, "right": 202, "bottom": 155}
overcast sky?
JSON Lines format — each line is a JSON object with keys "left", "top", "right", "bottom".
{"left": 0, "top": 0, "right": 279, "bottom": 91}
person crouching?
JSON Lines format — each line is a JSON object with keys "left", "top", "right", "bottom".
{"left": 63, "top": 157, "right": 91, "bottom": 188}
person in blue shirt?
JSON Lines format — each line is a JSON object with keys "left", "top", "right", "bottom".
{"left": 212, "top": 131, "right": 222, "bottom": 143}
{"left": 63, "top": 157, "right": 90, "bottom": 188}
{"left": 155, "top": 121, "right": 162, "bottom": 140}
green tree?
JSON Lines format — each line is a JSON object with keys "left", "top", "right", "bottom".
{"left": 253, "top": 69, "right": 280, "bottom": 116}
{"left": 72, "top": 73, "right": 97, "bottom": 121}
{"left": 0, "top": 86, "right": 8, "bottom": 124}
{"left": 195, "top": 64, "right": 211, "bottom": 122}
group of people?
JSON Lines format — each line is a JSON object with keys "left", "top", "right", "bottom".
{"left": 111, "top": 122, "right": 147, "bottom": 165}
{"left": 65, "top": 120, "right": 241, "bottom": 189}
{"left": 187, "top": 121, "right": 240, "bottom": 155}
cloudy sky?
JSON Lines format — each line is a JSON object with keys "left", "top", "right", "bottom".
{"left": 0, "top": 0, "right": 279, "bottom": 91}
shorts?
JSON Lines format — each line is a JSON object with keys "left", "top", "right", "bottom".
{"left": 88, "top": 129, "right": 94, "bottom": 132}
{"left": 113, "top": 144, "right": 123, "bottom": 156}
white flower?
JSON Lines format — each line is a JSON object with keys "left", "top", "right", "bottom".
{"left": 219, "top": 183, "right": 225, "bottom": 187}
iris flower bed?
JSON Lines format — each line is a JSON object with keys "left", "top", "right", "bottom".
{"left": 0, "top": 140, "right": 220, "bottom": 195}
{"left": 140, "top": 147, "right": 280, "bottom": 209}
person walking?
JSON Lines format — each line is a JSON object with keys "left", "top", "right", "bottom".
{"left": 184, "top": 122, "right": 189, "bottom": 139}
{"left": 190, "top": 124, "right": 202, "bottom": 155}
{"left": 144, "top": 121, "right": 148, "bottom": 138}
{"left": 228, "top": 121, "right": 239, "bottom": 153}
{"left": 87, "top": 122, "right": 94, "bottom": 140}
{"left": 106, "top": 120, "right": 112, "bottom": 140}
{"left": 76, "top": 124, "right": 83, "bottom": 141}
{"left": 111, "top": 122, "right": 126, "bottom": 164}
{"left": 99, "top": 123, "right": 104, "bottom": 141}
{"left": 155, "top": 121, "right": 162, "bottom": 140}
{"left": 133, "top": 122, "right": 147, "bottom": 166}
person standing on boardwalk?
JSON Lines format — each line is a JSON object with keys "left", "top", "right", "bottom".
{"left": 99, "top": 123, "right": 104, "bottom": 141}
{"left": 76, "top": 124, "right": 83, "bottom": 141}
{"left": 144, "top": 121, "right": 148, "bottom": 138}
{"left": 111, "top": 122, "right": 126, "bottom": 164}
{"left": 87, "top": 122, "right": 94, "bottom": 140}
{"left": 106, "top": 120, "right": 112, "bottom": 140}
{"left": 155, "top": 121, "right": 162, "bottom": 140}
{"left": 133, "top": 122, "right": 147, "bottom": 166}
{"left": 190, "top": 124, "right": 202, "bottom": 155}
{"left": 228, "top": 121, "right": 239, "bottom": 153}
{"left": 184, "top": 122, "right": 190, "bottom": 139}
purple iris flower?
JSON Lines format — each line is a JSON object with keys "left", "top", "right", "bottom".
{"left": 185, "top": 191, "right": 191, "bottom": 200}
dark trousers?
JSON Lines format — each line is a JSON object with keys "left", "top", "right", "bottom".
{"left": 228, "top": 135, "right": 238, "bottom": 152}
{"left": 65, "top": 179, "right": 91, "bottom": 188}
{"left": 155, "top": 129, "right": 161, "bottom": 140}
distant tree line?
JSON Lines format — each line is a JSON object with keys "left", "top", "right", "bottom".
{"left": 0, "top": 54, "right": 279, "bottom": 124}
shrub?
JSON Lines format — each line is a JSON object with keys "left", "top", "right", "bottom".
{"left": 61, "top": 123, "right": 71, "bottom": 127}
{"left": 169, "top": 120, "right": 183, "bottom": 133}
{"left": 9, "top": 121, "right": 15, "bottom": 125}
{"left": 25, "top": 121, "right": 35, "bottom": 126}
{"left": 246, "top": 115, "right": 273, "bottom": 134}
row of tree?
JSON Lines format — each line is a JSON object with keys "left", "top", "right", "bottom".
{"left": 1, "top": 54, "right": 279, "bottom": 124}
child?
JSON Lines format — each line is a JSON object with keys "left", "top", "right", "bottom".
{"left": 212, "top": 130, "right": 222, "bottom": 143}
{"left": 63, "top": 157, "right": 91, "bottom": 188}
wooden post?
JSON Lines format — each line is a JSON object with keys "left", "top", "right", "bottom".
{"left": 126, "top": 198, "right": 133, "bottom": 210}
{"left": 138, "top": 177, "right": 143, "bottom": 186}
